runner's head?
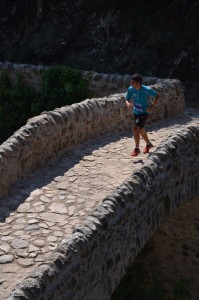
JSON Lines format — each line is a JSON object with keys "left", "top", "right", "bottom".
{"left": 131, "top": 74, "right": 142, "bottom": 84}
{"left": 131, "top": 74, "right": 142, "bottom": 89}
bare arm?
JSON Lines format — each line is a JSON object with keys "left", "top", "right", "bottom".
{"left": 147, "top": 93, "right": 160, "bottom": 112}
{"left": 125, "top": 99, "right": 133, "bottom": 109}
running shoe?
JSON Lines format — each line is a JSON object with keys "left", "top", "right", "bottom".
{"left": 131, "top": 148, "right": 140, "bottom": 156}
{"left": 143, "top": 143, "right": 154, "bottom": 154}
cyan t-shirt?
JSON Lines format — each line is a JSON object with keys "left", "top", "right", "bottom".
{"left": 126, "top": 85, "right": 158, "bottom": 115}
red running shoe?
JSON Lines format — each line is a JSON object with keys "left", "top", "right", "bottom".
{"left": 143, "top": 143, "right": 154, "bottom": 154}
{"left": 131, "top": 148, "right": 140, "bottom": 156}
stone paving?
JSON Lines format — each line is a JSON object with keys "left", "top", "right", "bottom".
{"left": 0, "top": 107, "right": 199, "bottom": 299}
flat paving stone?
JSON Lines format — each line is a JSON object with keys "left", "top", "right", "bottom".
{"left": 0, "top": 255, "right": 14, "bottom": 264}
{"left": 11, "top": 239, "right": 29, "bottom": 249}
{"left": 0, "top": 108, "right": 199, "bottom": 299}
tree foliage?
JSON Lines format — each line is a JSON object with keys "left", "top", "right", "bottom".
{"left": 0, "top": 65, "right": 92, "bottom": 143}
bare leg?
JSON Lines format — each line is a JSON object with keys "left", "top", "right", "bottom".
{"left": 140, "top": 127, "right": 151, "bottom": 144}
{"left": 133, "top": 125, "right": 140, "bottom": 148}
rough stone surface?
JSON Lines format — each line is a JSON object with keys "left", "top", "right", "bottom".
{"left": 0, "top": 108, "right": 197, "bottom": 300}
{"left": 0, "top": 71, "right": 184, "bottom": 200}
{"left": 0, "top": 69, "right": 197, "bottom": 300}
{"left": 0, "top": 255, "right": 14, "bottom": 264}
{"left": 0, "top": 62, "right": 157, "bottom": 94}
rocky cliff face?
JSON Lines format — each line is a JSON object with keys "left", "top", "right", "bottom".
{"left": 0, "top": 0, "right": 199, "bottom": 89}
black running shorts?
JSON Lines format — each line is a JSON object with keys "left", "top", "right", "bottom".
{"left": 134, "top": 114, "right": 148, "bottom": 129}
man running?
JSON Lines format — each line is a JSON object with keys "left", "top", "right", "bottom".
{"left": 125, "top": 73, "right": 160, "bottom": 156}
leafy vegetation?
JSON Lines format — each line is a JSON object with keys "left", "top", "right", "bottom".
{"left": 0, "top": 71, "right": 38, "bottom": 142}
{"left": 41, "top": 65, "right": 92, "bottom": 111}
{"left": 0, "top": 66, "right": 92, "bottom": 143}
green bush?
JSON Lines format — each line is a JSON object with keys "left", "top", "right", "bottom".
{"left": 0, "top": 65, "right": 92, "bottom": 143}
{"left": 0, "top": 71, "right": 39, "bottom": 142}
{"left": 41, "top": 65, "right": 92, "bottom": 111}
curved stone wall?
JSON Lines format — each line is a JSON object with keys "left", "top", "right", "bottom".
{"left": 0, "top": 61, "right": 168, "bottom": 96}
{"left": 0, "top": 62, "right": 192, "bottom": 299}
{"left": 82, "top": 71, "right": 158, "bottom": 96}
{"left": 0, "top": 62, "right": 47, "bottom": 92}
{"left": 0, "top": 79, "right": 184, "bottom": 198}
{"left": 8, "top": 124, "right": 199, "bottom": 300}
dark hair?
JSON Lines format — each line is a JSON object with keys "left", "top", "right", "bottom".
{"left": 131, "top": 73, "right": 142, "bottom": 84}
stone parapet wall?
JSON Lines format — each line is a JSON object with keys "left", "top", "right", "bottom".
{"left": 82, "top": 70, "right": 158, "bottom": 96}
{"left": 0, "top": 79, "right": 184, "bottom": 199}
{"left": 0, "top": 61, "right": 160, "bottom": 96}
{"left": 8, "top": 124, "right": 199, "bottom": 300}
{"left": 0, "top": 62, "right": 47, "bottom": 92}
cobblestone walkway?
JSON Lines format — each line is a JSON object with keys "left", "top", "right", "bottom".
{"left": 0, "top": 108, "right": 199, "bottom": 299}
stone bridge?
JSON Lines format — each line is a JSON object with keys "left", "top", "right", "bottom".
{"left": 0, "top": 68, "right": 199, "bottom": 299}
